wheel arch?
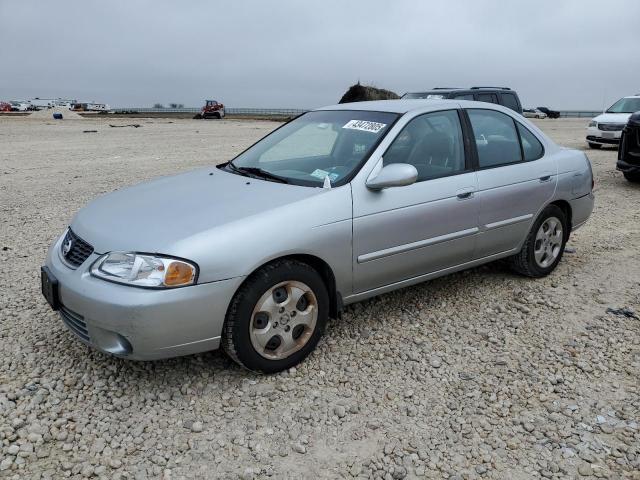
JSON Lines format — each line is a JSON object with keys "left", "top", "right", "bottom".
{"left": 233, "top": 254, "right": 342, "bottom": 320}
{"left": 549, "top": 199, "right": 572, "bottom": 238}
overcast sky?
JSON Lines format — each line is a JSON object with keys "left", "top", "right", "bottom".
{"left": 1, "top": 0, "right": 639, "bottom": 110}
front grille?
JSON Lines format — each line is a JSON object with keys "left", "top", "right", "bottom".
{"left": 61, "top": 229, "right": 94, "bottom": 268}
{"left": 598, "top": 123, "right": 625, "bottom": 132}
{"left": 60, "top": 306, "right": 90, "bottom": 342}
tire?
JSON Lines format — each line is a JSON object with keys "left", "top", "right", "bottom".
{"left": 509, "top": 205, "right": 568, "bottom": 278}
{"left": 623, "top": 172, "right": 640, "bottom": 183}
{"left": 222, "top": 260, "right": 329, "bottom": 373}
{"left": 588, "top": 143, "right": 602, "bottom": 149}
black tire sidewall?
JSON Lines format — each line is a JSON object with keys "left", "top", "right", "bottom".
{"left": 227, "top": 262, "right": 329, "bottom": 373}
{"left": 525, "top": 205, "right": 568, "bottom": 276}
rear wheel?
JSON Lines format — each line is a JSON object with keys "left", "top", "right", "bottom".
{"left": 222, "top": 260, "right": 329, "bottom": 373}
{"left": 624, "top": 172, "right": 640, "bottom": 183}
{"left": 509, "top": 205, "right": 567, "bottom": 278}
{"left": 588, "top": 142, "right": 602, "bottom": 149}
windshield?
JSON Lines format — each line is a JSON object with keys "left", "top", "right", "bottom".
{"left": 606, "top": 97, "right": 640, "bottom": 114}
{"left": 228, "top": 110, "right": 398, "bottom": 187}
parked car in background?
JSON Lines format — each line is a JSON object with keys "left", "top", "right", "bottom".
{"left": 402, "top": 87, "right": 523, "bottom": 114}
{"left": 42, "top": 99, "right": 594, "bottom": 373}
{"left": 523, "top": 108, "right": 547, "bottom": 119}
{"left": 0, "top": 102, "right": 12, "bottom": 112}
{"left": 86, "top": 103, "right": 111, "bottom": 112}
{"left": 30, "top": 98, "right": 55, "bottom": 110}
{"left": 537, "top": 107, "right": 560, "bottom": 119}
{"left": 9, "top": 101, "right": 31, "bottom": 112}
{"left": 617, "top": 111, "right": 640, "bottom": 182}
{"left": 587, "top": 95, "right": 640, "bottom": 149}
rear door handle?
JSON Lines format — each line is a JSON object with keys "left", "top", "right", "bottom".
{"left": 456, "top": 187, "right": 475, "bottom": 200}
{"left": 539, "top": 172, "right": 553, "bottom": 182}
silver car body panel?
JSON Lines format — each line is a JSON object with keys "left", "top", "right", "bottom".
{"left": 45, "top": 99, "right": 594, "bottom": 360}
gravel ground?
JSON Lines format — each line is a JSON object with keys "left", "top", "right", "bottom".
{"left": 0, "top": 117, "right": 638, "bottom": 480}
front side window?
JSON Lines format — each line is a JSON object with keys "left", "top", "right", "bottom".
{"left": 454, "top": 94, "right": 474, "bottom": 100}
{"left": 468, "top": 109, "right": 522, "bottom": 168}
{"left": 383, "top": 110, "right": 466, "bottom": 182}
{"left": 228, "top": 110, "right": 398, "bottom": 186}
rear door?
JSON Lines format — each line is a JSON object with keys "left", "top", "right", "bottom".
{"left": 352, "top": 109, "right": 479, "bottom": 293}
{"left": 466, "top": 108, "right": 557, "bottom": 258}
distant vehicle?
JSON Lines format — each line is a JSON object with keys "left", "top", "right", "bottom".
{"left": 9, "top": 101, "right": 31, "bottom": 112}
{"left": 30, "top": 98, "right": 56, "bottom": 110}
{"left": 86, "top": 103, "right": 111, "bottom": 112}
{"left": 587, "top": 95, "right": 640, "bottom": 149}
{"left": 42, "top": 100, "right": 594, "bottom": 373}
{"left": 199, "top": 99, "right": 225, "bottom": 119}
{"left": 70, "top": 103, "right": 88, "bottom": 111}
{"left": 402, "top": 87, "right": 523, "bottom": 114}
{"left": 537, "top": 107, "right": 560, "bottom": 119}
{"left": 523, "top": 108, "right": 547, "bottom": 119}
{"left": 0, "top": 102, "right": 12, "bottom": 112}
{"left": 617, "top": 111, "right": 640, "bottom": 182}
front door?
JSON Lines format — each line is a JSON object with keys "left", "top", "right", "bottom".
{"left": 352, "top": 109, "right": 480, "bottom": 293}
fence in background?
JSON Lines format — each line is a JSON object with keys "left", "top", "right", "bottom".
{"left": 558, "top": 110, "right": 602, "bottom": 118}
{"left": 112, "top": 107, "right": 602, "bottom": 119}
{"left": 112, "top": 107, "right": 308, "bottom": 116}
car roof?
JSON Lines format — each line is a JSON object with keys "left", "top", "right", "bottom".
{"left": 314, "top": 99, "right": 516, "bottom": 115}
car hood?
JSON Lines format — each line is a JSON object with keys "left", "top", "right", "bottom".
{"left": 71, "top": 167, "right": 324, "bottom": 254}
{"left": 592, "top": 112, "right": 632, "bottom": 124}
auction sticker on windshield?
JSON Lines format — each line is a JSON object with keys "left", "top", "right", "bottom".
{"left": 343, "top": 120, "right": 387, "bottom": 133}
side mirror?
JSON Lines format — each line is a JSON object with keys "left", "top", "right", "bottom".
{"left": 366, "top": 163, "right": 418, "bottom": 190}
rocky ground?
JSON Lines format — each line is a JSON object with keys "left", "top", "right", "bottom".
{"left": 0, "top": 117, "right": 638, "bottom": 479}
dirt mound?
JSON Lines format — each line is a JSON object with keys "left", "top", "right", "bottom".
{"left": 29, "top": 107, "right": 84, "bottom": 120}
{"left": 339, "top": 82, "right": 400, "bottom": 104}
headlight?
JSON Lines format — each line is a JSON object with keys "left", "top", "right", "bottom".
{"left": 90, "top": 252, "right": 197, "bottom": 288}
{"left": 588, "top": 121, "right": 597, "bottom": 127}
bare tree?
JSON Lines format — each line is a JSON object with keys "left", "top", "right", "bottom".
{"left": 153, "top": 103, "right": 164, "bottom": 109}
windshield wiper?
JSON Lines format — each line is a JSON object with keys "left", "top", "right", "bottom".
{"left": 234, "top": 166, "right": 289, "bottom": 184}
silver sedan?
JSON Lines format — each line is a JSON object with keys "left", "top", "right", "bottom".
{"left": 42, "top": 100, "right": 594, "bottom": 372}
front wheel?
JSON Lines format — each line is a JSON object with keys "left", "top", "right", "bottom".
{"left": 509, "top": 205, "right": 567, "bottom": 278}
{"left": 623, "top": 172, "right": 640, "bottom": 183}
{"left": 222, "top": 260, "right": 329, "bottom": 373}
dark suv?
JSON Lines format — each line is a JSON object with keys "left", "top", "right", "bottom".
{"left": 617, "top": 111, "right": 640, "bottom": 182}
{"left": 402, "top": 87, "right": 523, "bottom": 114}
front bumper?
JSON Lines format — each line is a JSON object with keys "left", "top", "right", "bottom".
{"left": 45, "top": 234, "right": 245, "bottom": 360}
{"left": 586, "top": 126, "right": 622, "bottom": 145}
{"left": 616, "top": 158, "right": 640, "bottom": 175}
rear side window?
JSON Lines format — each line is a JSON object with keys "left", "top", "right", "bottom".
{"left": 516, "top": 123, "right": 544, "bottom": 160}
{"left": 467, "top": 109, "right": 522, "bottom": 168}
{"left": 476, "top": 93, "right": 498, "bottom": 104}
{"left": 501, "top": 93, "right": 520, "bottom": 112}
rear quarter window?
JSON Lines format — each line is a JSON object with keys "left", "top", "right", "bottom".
{"left": 501, "top": 93, "right": 520, "bottom": 112}
{"left": 516, "top": 123, "right": 544, "bottom": 161}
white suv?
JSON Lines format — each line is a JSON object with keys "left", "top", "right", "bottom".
{"left": 586, "top": 95, "right": 640, "bottom": 149}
